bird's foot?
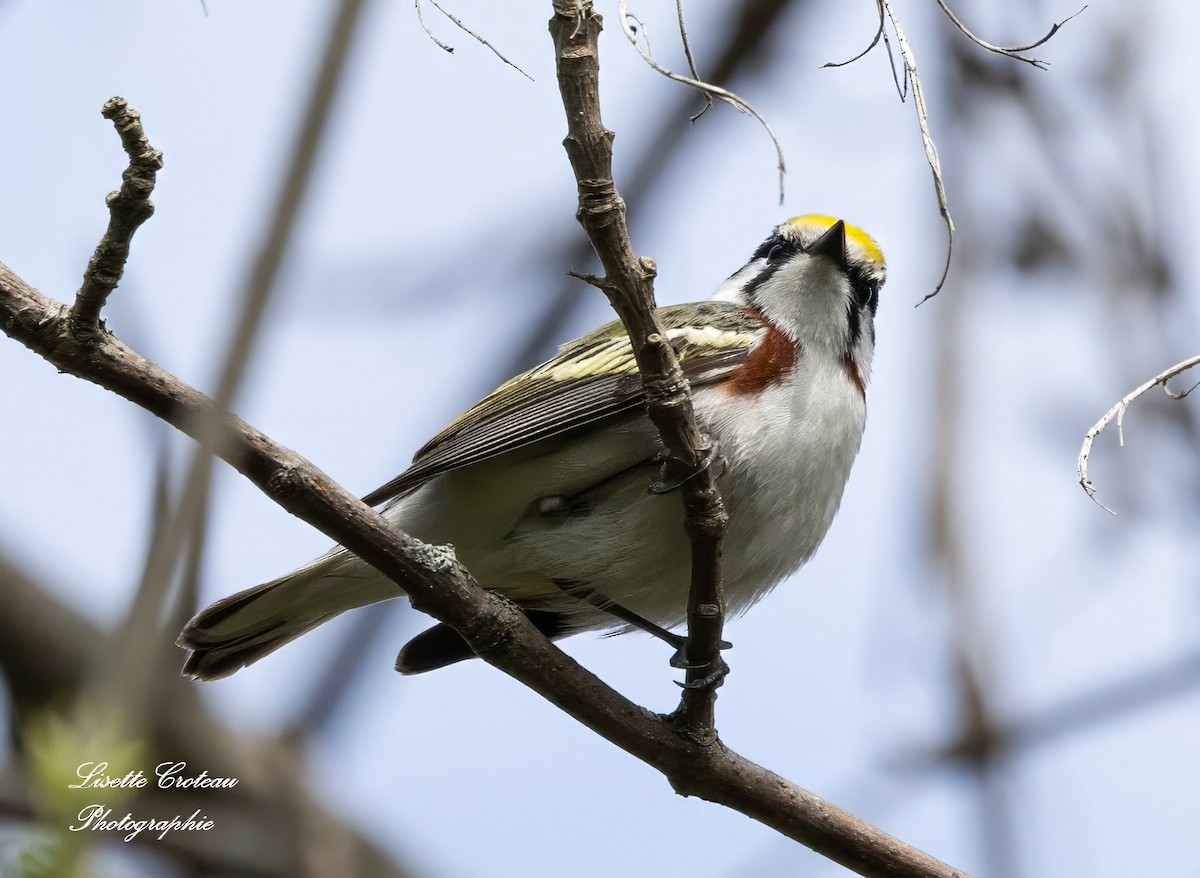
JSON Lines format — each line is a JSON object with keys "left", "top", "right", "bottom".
{"left": 647, "top": 438, "right": 725, "bottom": 495}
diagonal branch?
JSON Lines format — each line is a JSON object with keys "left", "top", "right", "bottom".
{"left": 0, "top": 259, "right": 969, "bottom": 878}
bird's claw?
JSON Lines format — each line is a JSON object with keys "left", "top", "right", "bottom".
{"left": 674, "top": 656, "right": 730, "bottom": 691}
{"left": 647, "top": 439, "right": 725, "bottom": 495}
{"left": 669, "top": 637, "right": 732, "bottom": 691}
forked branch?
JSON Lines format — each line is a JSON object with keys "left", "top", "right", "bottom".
{"left": 1078, "top": 354, "right": 1200, "bottom": 513}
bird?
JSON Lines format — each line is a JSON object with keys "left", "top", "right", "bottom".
{"left": 178, "top": 214, "right": 886, "bottom": 680}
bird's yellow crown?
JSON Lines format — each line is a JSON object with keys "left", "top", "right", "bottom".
{"left": 787, "top": 214, "right": 885, "bottom": 268}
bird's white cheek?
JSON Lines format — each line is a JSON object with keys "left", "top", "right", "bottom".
{"left": 753, "top": 263, "right": 853, "bottom": 352}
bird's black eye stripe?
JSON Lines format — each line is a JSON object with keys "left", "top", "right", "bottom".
{"left": 740, "top": 261, "right": 784, "bottom": 304}
{"left": 845, "top": 297, "right": 862, "bottom": 349}
{"left": 752, "top": 235, "right": 801, "bottom": 264}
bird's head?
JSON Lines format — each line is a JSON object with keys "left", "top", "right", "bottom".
{"left": 714, "top": 214, "right": 886, "bottom": 380}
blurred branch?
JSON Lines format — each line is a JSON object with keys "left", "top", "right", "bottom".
{"left": 925, "top": 269, "right": 1016, "bottom": 877}
{"left": 1078, "top": 352, "right": 1200, "bottom": 513}
{"left": 94, "top": 0, "right": 368, "bottom": 723}
{"left": 0, "top": 553, "right": 415, "bottom": 877}
{"left": 906, "top": 644, "right": 1200, "bottom": 766}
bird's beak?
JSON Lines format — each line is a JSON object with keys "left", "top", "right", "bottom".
{"left": 807, "top": 220, "right": 848, "bottom": 271}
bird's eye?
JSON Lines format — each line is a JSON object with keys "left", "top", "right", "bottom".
{"left": 752, "top": 237, "right": 796, "bottom": 263}
{"left": 863, "top": 284, "right": 879, "bottom": 314}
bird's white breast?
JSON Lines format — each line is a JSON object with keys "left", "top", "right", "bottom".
{"left": 693, "top": 349, "right": 866, "bottom": 614}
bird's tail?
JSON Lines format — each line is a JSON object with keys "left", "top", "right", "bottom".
{"left": 177, "top": 550, "right": 397, "bottom": 680}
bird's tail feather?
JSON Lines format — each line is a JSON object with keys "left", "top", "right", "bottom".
{"left": 177, "top": 550, "right": 397, "bottom": 680}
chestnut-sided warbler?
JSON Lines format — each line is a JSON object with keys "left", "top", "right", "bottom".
{"left": 179, "top": 214, "right": 885, "bottom": 679}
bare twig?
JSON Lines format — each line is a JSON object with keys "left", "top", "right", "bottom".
{"left": 414, "top": 0, "right": 454, "bottom": 52}
{"left": 823, "top": 1, "right": 952, "bottom": 300}
{"left": 71, "top": 97, "right": 163, "bottom": 330}
{"left": 420, "top": 0, "right": 537, "bottom": 79}
{"left": 823, "top": 0, "right": 885, "bottom": 68}
{"left": 1077, "top": 353, "right": 1200, "bottom": 513}
{"left": 673, "top": 0, "right": 712, "bottom": 121}
{"left": 828, "top": 4, "right": 1079, "bottom": 304}
{"left": 899, "top": 643, "right": 1200, "bottom": 768}
{"left": 616, "top": 0, "right": 786, "bottom": 203}
{"left": 882, "top": 0, "right": 954, "bottom": 304}
{"left": 935, "top": 1, "right": 1086, "bottom": 69}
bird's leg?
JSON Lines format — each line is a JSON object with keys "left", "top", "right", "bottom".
{"left": 551, "top": 579, "right": 731, "bottom": 671}
{"left": 641, "top": 436, "right": 731, "bottom": 688}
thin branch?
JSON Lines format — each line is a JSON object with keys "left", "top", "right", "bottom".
{"left": 551, "top": 0, "right": 728, "bottom": 730}
{"left": 673, "top": 0, "right": 712, "bottom": 121}
{"left": 414, "top": 0, "right": 454, "bottom": 53}
{"left": 822, "top": 2, "right": 950, "bottom": 300}
{"left": 616, "top": 0, "right": 786, "bottom": 204}
{"left": 881, "top": 18, "right": 906, "bottom": 100}
{"left": 823, "top": 0, "right": 885, "bottom": 69}
{"left": 830, "top": 4, "right": 1082, "bottom": 304}
{"left": 0, "top": 258, "right": 970, "bottom": 878}
{"left": 547, "top": 7, "right": 970, "bottom": 873}
{"left": 934, "top": 1, "right": 1086, "bottom": 70}
{"left": 420, "top": 0, "right": 537, "bottom": 79}
{"left": 882, "top": 0, "right": 954, "bottom": 304}
{"left": 1077, "top": 353, "right": 1200, "bottom": 513}
{"left": 70, "top": 97, "right": 163, "bottom": 330}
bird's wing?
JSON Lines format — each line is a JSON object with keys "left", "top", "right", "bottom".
{"left": 361, "top": 301, "right": 764, "bottom": 506}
